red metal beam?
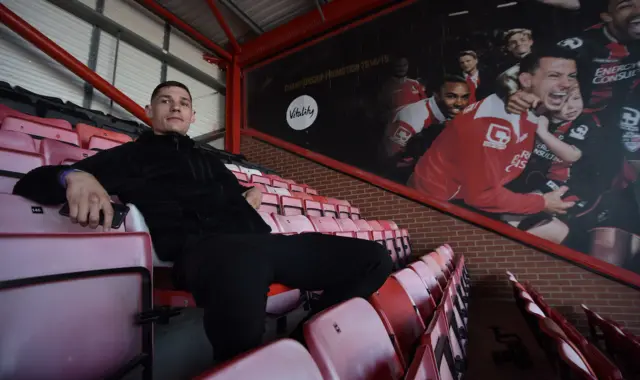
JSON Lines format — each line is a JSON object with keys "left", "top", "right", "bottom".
{"left": 136, "top": 0, "right": 232, "bottom": 62}
{"left": 204, "top": 0, "right": 241, "bottom": 54}
{"left": 242, "top": 127, "right": 640, "bottom": 289}
{"left": 225, "top": 56, "right": 241, "bottom": 153}
{"left": 238, "top": 0, "right": 398, "bottom": 67}
{"left": 0, "top": 4, "right": 151, "bottom": 125}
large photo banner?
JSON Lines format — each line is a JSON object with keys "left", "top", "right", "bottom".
{"left": 245, "top": 0, "right": 640, "bottom": 279}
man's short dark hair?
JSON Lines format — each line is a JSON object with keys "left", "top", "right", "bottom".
{"left": 459, "top": 50, "right": 478, "bottom": 60}
{"left": 519, "top": 44, "right": 578, "bottom": 75}
{"left": 151, "top": 81, "right": 192, "bottom": 101}
{"left": 437, "top": 74, "right": 468, "bottom": 90}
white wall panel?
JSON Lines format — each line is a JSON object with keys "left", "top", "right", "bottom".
{"left": 0, "top": 0, "right": 96, "bottom": 106}
{"left": 103, "top": 0, "right": 164, "bottom": 47}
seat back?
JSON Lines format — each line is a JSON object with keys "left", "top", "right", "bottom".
{"left": 251, "top": 174, "right": 271, "bottom": 186}
{"left": 0, "top": 232, "right": 152, "bottom": 379}
{"left": 124, "top": 204, "right": 171, "bottom": 267}
{"left": 377, "top": 220, "right": 399, "bottom": 230}
{"left": 409, "top": 261, "right": 443, "bottom": 304}
{"left": 304, "top": 298, "right": 404, "bottom": 380}
{"left": 76, "top": 123, "right": 131, "bottom": 149}
{"left": 336, "top": 218, "right": 359, "bottom": 232}
{"left": 267, "top": 186, "right": 291, "bottom": 196}
{"left": 273, "top": 214, "right": 316, "bottom": 233}
{"left": 350, "top": 207, "right": 361, "bottom": 220}
{"left": 421, "top": 254, "right": 447, "bottom": 288}
{"left": 0, "top": 130, "right": 37, "bottom": 153}
{"left": 392, "top": 269, "right": 437, "bottom": 325}
{"left": 367, "top": 220, "right": 384, "bottom": 231}
{"left": 0, "top": 105, "right": 72, "bottom": 130}
{"left": 41, "top": 138, "right": 97, "bottom": 165}
{"left": 424, "top": 310, "right": 457, "bottom": 380}
{"left": 258, "top": 212, "right": 281, "bottom": 233}
{"left": 231, "top": 171, "right": 249, "bottom": 183}
{"left": 239, "top": 166, "right": 262, "bottom": 177}
{"left": 305, "top": 187, "right": 318, "bottom": 195}
{"left": 303, "top": 199, "right": 323, "bottom": 217}
{"left": 580, "top": 342, "right": 624, "bottom": 380}
{"left": 2, "top": 116, "right": 79, "bottom": 146}
{"left": 259, "top": 193, "right": 280, "bottom": 214}
{"left": 281, "top": 196, "right": 304, "bottom": 216}
{"left": 354, "top": 219, "right": 373, "bottom": 231}
{"left": 271, "top": 179, "right": 290, "bottom": 189}
{"left": 308, "top": 216, "right": 342, "bottom": 234}
{"left": 322, "top": 203, "right": 338, "bottom": 218}
{"left": 0, "top": 146, "right": 44, "bottom": 176}
{"left": 195, "top": 339, "right": 322, "bottom": 380}
{"left": 289, "top": 183, "right": 305, "bottom": 193}
{"left": 369, "top": 277, "right": 426, "bottom": 368}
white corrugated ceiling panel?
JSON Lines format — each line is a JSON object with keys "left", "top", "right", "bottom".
{"left": 231, "top": 0, "right": 315, "bottom": 32}
{"left": 0, "top": 0, "right": 96, "bottom": 106}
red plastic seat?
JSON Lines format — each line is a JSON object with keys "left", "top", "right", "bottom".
{"left": 272, "top": 214, "right": 316, "bottom": 233}
{"left": 538, "top": 318, "right": 598, "bottom": 380}
{"left": 303, "top": 199, "right": 323, "bottom": 217}
{"left": 266, "top": 185, "right": 291, "bottom": 196}
{"left": 289, "top": 183, "right": 306, "bottom": 193}
{"left": 281, "top": 196, "right": 304, "bottom": 216}
{"left": 392, "top": 269, "right": 437, "bottom": 325}
{"left": 442, "top": 284, "right": 467, "bottom": 357}
{"left": 305, "top": 187, "right": 318, "bottom": 195}
{"left": 369, "top": 276, "right": 426, "bottom": 368}
{"left": 367, "top": 220, "right": 384, "bottom": 231}
{"left": 224, "top": 163, "right": 240, "bottom": 172}
{"left": 41, "top": 138, "right": 97, "bottom": 165}
{"left": 2, "top": 116, "right": 79, "bottom": 146}
{"left": 409, "top": 261, "right": 443, "bottom": 304}
{"left": 0, "top": 194, "right": 153, "bottom": 379}
{"left": 0, "top": 129, "right": 37, "bottom": 153}
{"left": 258, "top": 193, "right": 280, "bottom": 214}
{"left": 195, "top": 339, "right": 322, "bottom": 380}
{"left": 0, "top": 148, "right": 44, "bottom": 180}
{"left": 350, "top": 207, "right": 361, "bottom": 220}
{"left": 271, "top": 179, "right": 290, "bottom": 189}
{"left": 231, "top": 171, "right": 249, "bottom": 183}
{"left": 304, "top": 297, "right": 404, "bottom": 380}
{"left": 75, "top": 123, "right": 132, "bottom": 149}
{"left": 258, "top": 212, "right": 281, "bottom": 233}
{"left": 335, "top": 218, "right": 359, "bottom": 232}
{"left": 420, "top": 310, "right": 458, "bottom": 380}
{"left": 248, "top": 182, "right": 267, "bottom": 193}
{"left": 308, "top": 216, "right": 342, "bottom": 234}
{"left": 239, "top": 166, "right": 262, "bottom": 177}
{"left": 0, "top": 104, "right": 72, "bottom": 130}
{"left": 421, "top": 254, "right": 448, "bottom": 289}
{"left": 251, "top": 174, "right": 272, "bottom": 186}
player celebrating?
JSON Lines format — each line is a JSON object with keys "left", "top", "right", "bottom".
{"left": 459, "top": 51, "right": 482, "bottom": 103}
{"left": 380, "top": 56, "right": 427, "bottom": 113}
{"left": 509, "top": 0, "right": 640, "bottom": 111}
{"left": 382, "top": 75, "right": 470, "bottom": 159}
{"left": 408, "top": 46, "right": 577, "bottom": 220}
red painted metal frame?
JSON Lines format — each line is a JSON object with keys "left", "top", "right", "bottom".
{"left": 242, "top": 128, "right": 640, "bottom": 289}
{"left": 204, "top": 0, "right": 241, "bottom": 54}
{"left": 136, "top": 0, "right": 232, "bottom": 62}
{"left": 225, "top": 56, "right": 242, "bottom": 153}
{"left": 0, "top": 4, "right": 151, "bottom": 125}
{"left": 238, "top": 0, "right": 399, "bottom": 67}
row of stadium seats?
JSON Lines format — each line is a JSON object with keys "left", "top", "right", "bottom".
{"left": 507, "top": 271, "right": 640, "bottom": 379}
{"left": 196, "top": 245, "right": 470, "bottom": 380}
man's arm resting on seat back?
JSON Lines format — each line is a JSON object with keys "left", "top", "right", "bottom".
{"left": 13, "top": 143, "right": 135, "bottom": 230}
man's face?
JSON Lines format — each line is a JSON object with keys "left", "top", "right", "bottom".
{"left": 459, "top": 55, "right": 478, "bottom": 74}
{"left": 393, "top": 58, "right": 409, "bottom": 78}
{"left": 145, "top": 86, "right": 195, "bottom": 135}
{"left": 507, "top": 32, "right": 534, "bottom": 58}
{"left": 552, "top": 88, "right": 584, "bottom": 122}
{"left": 603, "top": 0, "right": 640, "bottom": 40}
{"left": 520, "top": 57, "right": 578, "bottom": 112}
{"left": 436, "top": 82, "right": 471, "bottom": 118}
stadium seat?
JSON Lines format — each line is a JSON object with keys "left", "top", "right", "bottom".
{"left": 266, "top": 185, "right": 291, "bottom": 196}
{"left": 248, "top": 182, "right": 267, "bottom": 192}
{"left": 289, "top": 183, "right": 306, "bottom": 193}
{"left": 41, "top": 138, "right": 97, "bottom": 165}
{"left": 420, "top": 310, "right": 459, "bottom": 380}
{"left": 271, "top": 178, "right": 290, "bottom": 189}
{"left": 239, "top": 166, "right": 262, "bottom": 177}
{"left": 231, "top": 171, "right": 249, "bottom": 183}
{"left": 442, "top": 284, "right": 467, "bottom": 357}
{"left": 2, "top": 116, "right": 80, "bottom": 146}
{"left": 349, "top": 207, "right": 361, "bottom": 220}
{"left": 272, "top": 214, "right": 316, "bottom": 234}
{"left": 258, "top": 211, "right": 281, "bottom": 233}
{"left": 308, "top": 216, "right": 343, "bottom": 234}
{"left": 538, "top": 318, "right": 598, "bottom": 380}
{"left": 194, "top": 339, "right": 322, "bottom": 380}
{"left": 0, "top": 195, "right": 154, "bottom": 379}
{"left": 259, "top": 193, "right": 280, "bottom": 214}
{"left": 302, "top": 198, "right": 323, "bottom": 217}
{"left": 305, "top": 187, "right": 319, "bottom": 195}
{"left": 124, "top": 204, "right": 169, "bottom": 267}
{"left": 224, "top": 163, "right": 240, "bottom": 172}
{"left": 0, "top": 129, "right": 37, "bottom": 153}
{"left": 250, "top": 174, "right": 271, "bottom": 186}
{"left": 304, "top": 298, "right": 405, "bottom": 380}
{"left": 421, "top": 254, "right": 448, "bottom": 289}
{"left": 401, "top": 229, "right": 412, "bottom": 257}
{"left": 369, "top": 276, "right": 426, "bottom": 368}
{"left": 281, "top": 196, "right": 304, "bottom": 215}
{"left": 392, "top": 269, "right": 437, "bottom": 325}
{"left": 76, "top": 123, "right": 131, "bottom": 150}
{"left": 404, "top": 344, "right": 441, "bottom": 380}
{"left": 0, "top": 104, "right": 72, "bottom": 130}
{"left": 409, "top": 261, "right": 443, "bottom": 303}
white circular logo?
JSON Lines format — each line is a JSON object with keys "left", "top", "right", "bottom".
{"left": 286, "top": 95, "right": 318, "bottom": 130}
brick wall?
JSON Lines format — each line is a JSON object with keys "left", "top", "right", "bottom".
{"left": 241, "top": 136, "right": 640, "bottom": 335}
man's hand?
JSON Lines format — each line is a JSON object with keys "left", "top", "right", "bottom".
{"left": 243, "top": 187, "right": 262, "bottom": 210}
{"left": 65, "top": 171, "right": 114, "bottom": 231}
{"left": 542, "top": 186, "right": 575, "bottom": 215}
{"left": 506, "top": 90, "right": 540, "bottom": 114}
{"left": 536, "top": 115, "right": 550, "bottom": 136}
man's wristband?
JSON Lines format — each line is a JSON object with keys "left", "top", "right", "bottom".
{"left": 58, "top": 169, "right": 83, "bottom": 188}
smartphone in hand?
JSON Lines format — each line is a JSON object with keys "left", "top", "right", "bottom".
{"left": 59, "top": 202, "right": 130, "bottom": 229}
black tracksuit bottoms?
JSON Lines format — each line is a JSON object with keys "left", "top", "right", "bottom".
{"left": 176, "top": 232, "right": 393, "bottom": 362}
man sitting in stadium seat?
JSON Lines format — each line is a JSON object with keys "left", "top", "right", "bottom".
{"left": 13, "top": 80, "right": 393, "bottom": 363}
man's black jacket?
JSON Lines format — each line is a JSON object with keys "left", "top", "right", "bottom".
{"left": 13, "top": 131, "right": 271, "bottom": 261}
